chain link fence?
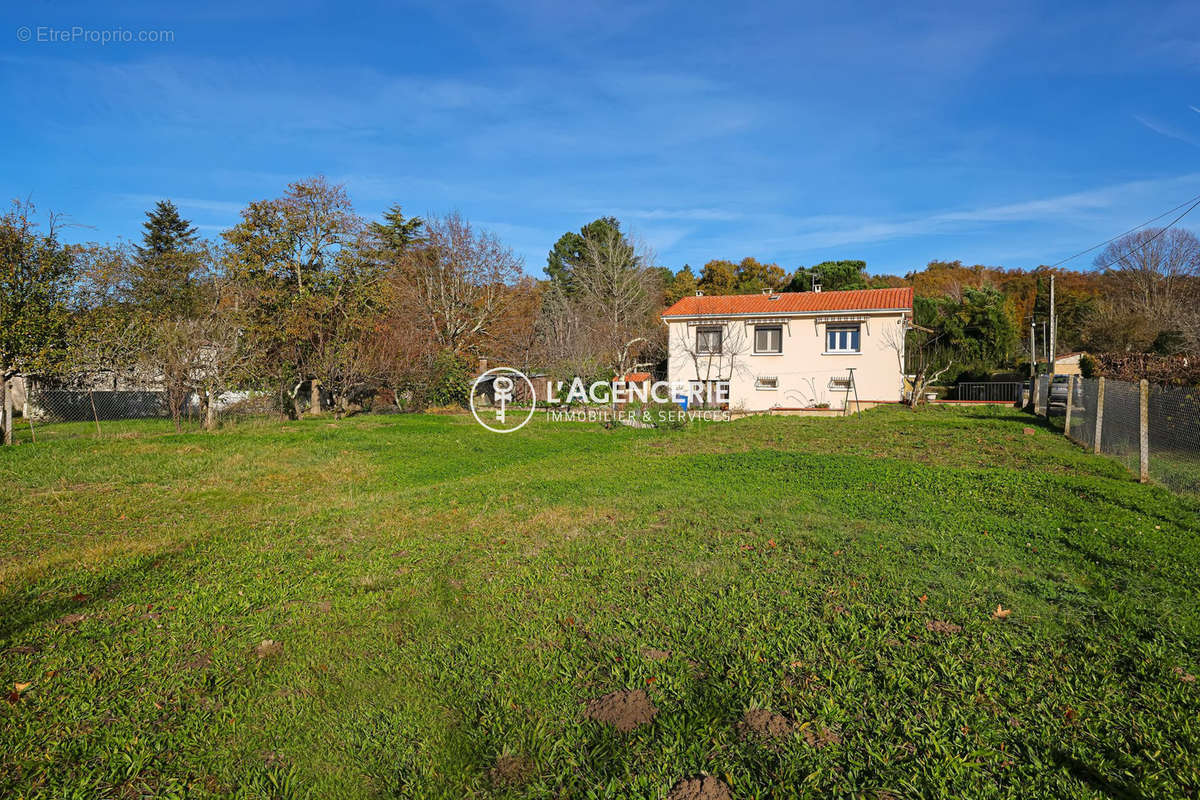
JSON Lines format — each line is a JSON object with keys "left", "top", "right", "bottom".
{"left": 7, "top": 383, "right": 276, "bottom": 444}
{"left": 1040, "top": 376, "right": 1200, "bottom": 498}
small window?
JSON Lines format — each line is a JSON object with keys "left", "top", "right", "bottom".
{"left": 696, "top": 327, "right": 722, "bottom": 354}
{"left": 754, "top": 325, "right": 782, "bottom": 354}
{"left": 829, "top": 377, "right": 851, "bottom": 390}
{"left": 755, "top": 376, "right": 779, "bottom": 390}
{"left": 825, "top": 324, "right": 861, "bottom": 353}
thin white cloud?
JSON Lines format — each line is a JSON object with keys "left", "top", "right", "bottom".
{"left": 118, "top": 193, "right": 246, "bottom": 215}
{"left": 1134, "top": 115, "right": 1200, "bottom": 148}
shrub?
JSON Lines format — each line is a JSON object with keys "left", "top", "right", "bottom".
{"left": 425, "top": 350, "right": 473, "bottom": 407}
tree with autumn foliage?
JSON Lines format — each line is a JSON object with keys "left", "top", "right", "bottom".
{"left": 0, "top": 200, "right": 76, "bottom": 444}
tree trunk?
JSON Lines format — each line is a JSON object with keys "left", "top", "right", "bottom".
{"left": 1, "top": 377, "right": 10, "bottom": 446}
{"left": 310, "top": 379, "right": 321, "bottom": 416}
{"left": 204, "top": 389, "right": 218, "bottom": 431}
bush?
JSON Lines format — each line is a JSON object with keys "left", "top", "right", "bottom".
{"left": 1079, "top": 353, "right": 1097, "bottom": 379}
{"left": 425, "top": 350, "right": 473, "bottom": 407}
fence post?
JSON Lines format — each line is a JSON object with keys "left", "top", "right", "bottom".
{"left": 1063, "top": 375, "right": 1074, "bottom": 438}
{"left": 1094, "top": 377, "right": 1105, "bottom": 454}
{"left": 1139, "top": 379, "right": 1149, "bottom": 483}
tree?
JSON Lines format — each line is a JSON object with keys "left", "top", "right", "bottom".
{"left": 1092, "top": 227, "right": 1200, "bottom": 352}
{"left": 698, "top": 259, "right": 736, "bottom": 295}
{"left": 223, "top": 177, "right": 366, "bottom": 415}
{"left": 131, "top": 200, "right": 201, "bottom": 314}
{"left": 370, "top": 204, "right": 424, "bottom": 255}
{"left": 397, "top": 212, "right": 524, "bottom": 355}
{"left": 881, "top": 319, "right": 951, "bottom": 409}
{"left": 570, "top": 224, "right": 662, "bottom": 376}
{"left": 545, "top": 217, "right": 626, "bottom": 293}
{"left": 732, "top": 257, "right": 787, "bottom": 294}
{"left": 0, "top": 200, "right": 76, "bottom": 444}
{"left": 787, "top": 260, "right": 868, "bottom": 293}
{"left": 665, "top": 266, "right": 698, "bottom": 305}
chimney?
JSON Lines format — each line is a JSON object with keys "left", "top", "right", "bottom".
{"left": 477, "top": 357, "right": 488, "bottom": 374}
{"left": 761, "top": 288, "right": 771, "bottom": 295}
{"left": 695, "top": 290, "right": 704, "bottom": 296}
{"left": 812, "top": 279, "right": 822, "bottom": 293}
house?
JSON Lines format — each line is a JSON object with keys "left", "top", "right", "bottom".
{"left": 661, "top": 287, "right": 914, "bottom": 411}
{"left": 1053, "top": 352, "right": 1086, "bottom": 376}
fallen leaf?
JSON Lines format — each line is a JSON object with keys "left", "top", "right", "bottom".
{"left": 991, "top": 605, "right": 1012, "bottom": 620}
{"left": 255, "top": 639, "right": 283, "bottom": 658}
{"left": 13, "top": 682, "right": 31, "bottom": 692}
{"left": 918, "top": 594, "right": 928, "bottom": 604}
{"left": 766, "top": 539, "right": 776, "bottom": 548}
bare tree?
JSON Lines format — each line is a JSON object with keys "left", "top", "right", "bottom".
{"left": 571, "top": 227, "right": 663, "bottom": 376}
{"left": 882, "top": 318, "right": 951, "bottom": 408}
{"left": 399, "top": 212, "right": 523, "bottom": 354}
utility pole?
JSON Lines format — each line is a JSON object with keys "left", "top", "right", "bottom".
{"left": 1029, "top": 318, "right": 1036, "bottom": 379}
{"left": 1048, "top": 274, "right": 1057, "bottom": 375}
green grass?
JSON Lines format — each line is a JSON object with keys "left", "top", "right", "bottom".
{"left": 2, "top": 406, "right": 1199, "bottom": 799}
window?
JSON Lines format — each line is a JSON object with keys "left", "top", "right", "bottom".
{"left": 696, "top": 327, "right": 722, "bottom": 354}
{"left": 825, "top": 324, "right": 861, "bottom": 353}
{"left": 755, "top": 376, "right": 779, "bottom": 390}
{"left": 829, "top": 377, "right": 851, "bottom": 390}
{"left": 754, "top": 325, "right": 782, "bottom": 354}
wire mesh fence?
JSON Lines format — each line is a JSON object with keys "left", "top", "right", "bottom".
{"left": 8, "top": 384, "right": 280, "bottom": 444}
{"left": 1039, "top": 375, "right": 1200, "bottom": 498}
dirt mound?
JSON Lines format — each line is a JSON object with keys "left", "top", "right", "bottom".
{"left": 739, "top": 709, "right": 793, "bottom": 740}
{"left": 925, "top": 620, "right": 962, "bottom": 635}
{"left": 584, "top": 689, "right": 658, "bottom": 732}
{"left": 642, "top": 648, "right": 672, "bottom": 661}
{"left": 667, "top": 776, "right": 732, "bottom": 800}
{"left": 488, "top": 753, "right": 533, "bottom": 788}
{"left": 802, "top": 724, "right": 842, "bottom": 748}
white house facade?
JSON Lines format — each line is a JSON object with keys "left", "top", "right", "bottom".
{"left": 662, "top": 287, "right": 914, "bottom": 411}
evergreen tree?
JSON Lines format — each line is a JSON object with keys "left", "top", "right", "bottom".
{"left": 132, "top": 200, "right": 201, "bottom": 313}
{"left": 371, "top": 204, "right": 424, "bottom": 256}
{"left": 545, "top": 217, "right": 627, "bottom": 293}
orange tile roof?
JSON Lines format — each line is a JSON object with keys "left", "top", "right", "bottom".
{"left": 661, "top": 287, "right": 914, "bottom": 317}
{"left": 618, "top": 372, "right": 651, "bottom": 383}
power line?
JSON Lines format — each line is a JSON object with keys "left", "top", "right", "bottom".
{"left": 1048, "top": 189, "right": 1200, "bottom": 268}
{"left": 1092, "top": 194, "right": 1200, "bottom": 271}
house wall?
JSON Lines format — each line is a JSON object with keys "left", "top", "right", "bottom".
{"left": 666, "top": 311, "right": 908, "bottom": 411}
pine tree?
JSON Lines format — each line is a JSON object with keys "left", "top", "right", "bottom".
{"left": 371, "top": 204, "right": 424, "bottom": 256}
{"left": 136, "top": 200, "right": 198, "bottom": 259}
{"left": 132, "top": 201, "right": 200, "bottom": 313}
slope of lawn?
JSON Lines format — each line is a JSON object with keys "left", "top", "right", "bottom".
{"left": 1, "top": 406, "right": 1198, "bottom": 799}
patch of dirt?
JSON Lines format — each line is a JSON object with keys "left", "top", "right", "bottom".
{"left": 642, "top": 648, "right": 671, "bottom": 661}
{"left": 1174, "top": 666, "right": 1196, "bottom": 683}
{"left": 184, "top": 651, "right": 212, "bottom": 670}
{"left": 666, "top": 776, "right": 732, "bottom": 800}
{"left": 802, "top": 724, "right": 842, "bottom": 748}
{"left": 584, "top": 689, "right": 658, "bottom": 732}
{"left": 739, "top": 709, "right": 793, "bottom": 740}
{"left": 925, "top": 620, "right": 962, "bottom": 635}
{"left": 255, "top": 639, "right": 283, "bottom": 658}
{"left": 488, "top": 753, "right": 534, "bottom": 789}
{"left": 314, "top": 600, "right": 332, "bottom": 614}
{"left": 57, "top": 613, "right": 86, "bottom": 626}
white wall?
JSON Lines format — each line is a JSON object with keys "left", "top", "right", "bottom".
{"left": 666, "top": 312, "right": 907, "bottom": 411}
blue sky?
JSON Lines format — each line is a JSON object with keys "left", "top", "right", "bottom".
{"left": 2, "top": 0, "right": 1199, "bottom": 277}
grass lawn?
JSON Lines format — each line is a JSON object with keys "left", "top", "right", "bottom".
{"left": 2, "top": 406, "right": 1199, "bottom": 799}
